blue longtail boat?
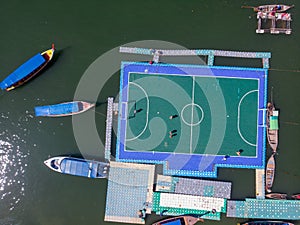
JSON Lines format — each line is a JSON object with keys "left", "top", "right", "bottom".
{"left": 34, "top": 101, "right": 95, "bottom": 117}
{"left": 44, "top": 156, "right": 109, "bottom": 179}
{"left": 0, "top": 44, "right": 55, "bottom": 91}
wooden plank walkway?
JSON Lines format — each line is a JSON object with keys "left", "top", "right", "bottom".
{"left": 255, "top": 169, "right": 265, "bottom": 199}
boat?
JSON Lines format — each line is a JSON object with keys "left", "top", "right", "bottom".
{"left": 44, "top": 156, "right": 109, "bottom": 178}
{"left": 35, "top": 101, "right": 95, "bottom": 117}
{"left": 238, "top": 221, "right": 294, "bottom": 225}
{"left": 266, "top": 103, "right": 279, "bottom": 153}
{"left": 291, "top": 194, "right": 300, "bottom": 200}
{"left": 0, "top": 44, "right": 55, "bottom": 91}
{"left": 254, "top": 5, "right": 294, "bottom": 13}
{"left": 242, "top": 4, "right": 294, "bottom": 13}
{"left": 265, "top": 193, "right": 287, "bottom": 200}
{"left": 265, "top": 154, "right": 275, "bottom": 193}
{"left": 152, "top": 216, "right": 204, "bottom": 225}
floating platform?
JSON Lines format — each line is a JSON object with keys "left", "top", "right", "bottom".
{"left": 155, "top": 175, "right": 232, "bottom": 199}
{"left": 152, "top": 192, "right": 226, "bottom": 220}
{"left": 104, "top": 161, "right": 155, "bottom": 224}
{"left": 116, "top": 61, "right": 268, "bottom": 177}
{"left": 227, "top": 198, "right": 300, "bottom": 220}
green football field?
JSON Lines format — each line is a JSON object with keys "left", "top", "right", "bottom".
{"left": 124, "top": 72, "right": 259, "bottom": 157}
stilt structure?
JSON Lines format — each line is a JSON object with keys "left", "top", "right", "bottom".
{"left": 256, "top": 12, "right": 292, "bottom": 34}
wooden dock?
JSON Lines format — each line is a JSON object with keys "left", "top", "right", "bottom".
{"left": 255, "top": 169, "right": 265, "bottom": 199}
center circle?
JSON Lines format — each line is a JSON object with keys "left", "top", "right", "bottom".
{"left": 181, "top": 103, "right": 204, "bottom": 126}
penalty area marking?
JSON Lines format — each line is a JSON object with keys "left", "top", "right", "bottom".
{"left": 125, "top": 82, "right": 149, "bottom": 142}
{"left": 237, "top": 89, "right": 258, "bottom": 147}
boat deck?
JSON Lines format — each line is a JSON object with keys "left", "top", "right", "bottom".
{"left": 255, "top": 169, "right": 265, "bottom": 199}
{"left": 104, "top": 161, "right": 155, "bottom": 224}
{"left": 226, "top": 199, "right": 300, "bottom": 220}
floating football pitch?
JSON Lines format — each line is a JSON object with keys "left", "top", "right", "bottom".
{"left": 116, "top": 62, "right": 268, "bottom": 177}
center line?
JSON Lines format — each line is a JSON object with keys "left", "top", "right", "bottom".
{"left": 190, "top": 76, "right": 195, "bottom": 154}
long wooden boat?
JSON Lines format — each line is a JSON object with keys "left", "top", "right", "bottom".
{"left": 238, "top": 221, "right": 294, "bottom": 225}
{"left": 266, "top": 103, "right": 279, "bottom": 153}
{"left": 152, "top": 216, "right": 204, "bottom": 225}
{"left": 0, "top": 44, "right": 55, "bottom": 91}
{"left": 44, "top": 156, "right": 109, "bottom": 178}
{"left": 34, "top": 101, "right": 95, "bottom": 117}
{"left": 265, "top": 154, "right": 275, "bottom": 193}
{"left": 265, "top": 193, "right": 287, "bottom": 200}
{"left": 291, "top": 194, "right": 300, "bottom": 200}
{"left": 242, "top": 4, "right": 294, "bottom": 13}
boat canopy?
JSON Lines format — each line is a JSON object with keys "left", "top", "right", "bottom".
{"left": 60, "top": 158, "right": 101, "bottom": 178}
{"left": 35, "top": 102, "right": 79, "bottom": 116}
{"left": 270, "top": 111, "right": 279, "bottom": 130}
{"left": 0, "top": 54, "right": 45, "bottom": 90}
{"left": 160, "top": 219, "right": 182, "bottom": 225}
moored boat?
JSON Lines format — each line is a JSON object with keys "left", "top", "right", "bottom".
{"left": 242, "top": 4, "right": 294, "bottom": 13}
{"left": 291, "top": 194, "right": 300, "bottom": 200}
{"left": 265, "top": 193, "right": 287, "bottom": 200}
{"left": 238, "top": 220, "right": 294, "bottom": 225}
{"left": 152, "top": 216, "right": 204, "bottom": 225}
{"left": 266, "top": 103, "right": 279, "bottom": 153}
{"left": 266, "top": 154, "right": 275, "bottom": 193}
{"left": 35, "top": 101, "right": 95, "bottom": 117}
{"left": 44, "top": 156, "right": 109, "bottom": 178}
{"left": 0, "top": 44, "right": 55, "bottom": 91}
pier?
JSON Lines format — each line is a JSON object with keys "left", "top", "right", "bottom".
{"left": 255, "top": 169, "right": 265, "bottom": 199}
{"left": 227, "top": 199, "right": 300, "bottom": 220}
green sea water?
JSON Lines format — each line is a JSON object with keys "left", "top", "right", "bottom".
{"left": 0, "top": 0, "right": 299, "bottom": 225}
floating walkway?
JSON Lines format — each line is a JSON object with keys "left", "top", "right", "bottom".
{"left": 119, "top": 47, "right": 271, "bottom": 68}
{"left": 227, "top": 198, "right": 300, "bottom": 220}
{"left": 104, "top": 97, "right": 114, "bottom": 161}
{"left": 255, "top": 169, "right": 265, "bottom": 199}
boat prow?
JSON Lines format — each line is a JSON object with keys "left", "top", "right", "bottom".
{"left": 1, "top": 44, "right": 55, "bottom": 91}
{"left": 291, "top": 194, "right": 300, "bottom": 200}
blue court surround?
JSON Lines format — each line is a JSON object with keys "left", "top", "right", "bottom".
{"left": 116, "top": 62, "right": 268, "bottom": 178}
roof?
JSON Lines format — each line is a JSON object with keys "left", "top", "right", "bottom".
{"left": 0, "top": 53, "right": 45, "bottom": 89}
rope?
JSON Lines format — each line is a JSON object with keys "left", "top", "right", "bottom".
{"left": 269, "top": 68, "right": 300, "bottom": 73}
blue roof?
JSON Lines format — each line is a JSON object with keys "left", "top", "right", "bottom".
{"left": 0, "top": 53, "right": 45, "bottom": 90}
{"left": 60, "top": 158, "right": 103, "bottom": 178}
{"left": 35, "top": 102, "right": 79, "bottom": 116}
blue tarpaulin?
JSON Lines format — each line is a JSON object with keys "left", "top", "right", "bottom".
{"left": 60, "top": 158, "right": 100, "bottom": 178}
{"left": 160, "top": 219, "right": 182, "bottom": 225}
{"left": 35, "top": 102, "right": 79, "bottom": 116}
{"left": 0, "top": 54, "right": 45, "bottom": 90}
